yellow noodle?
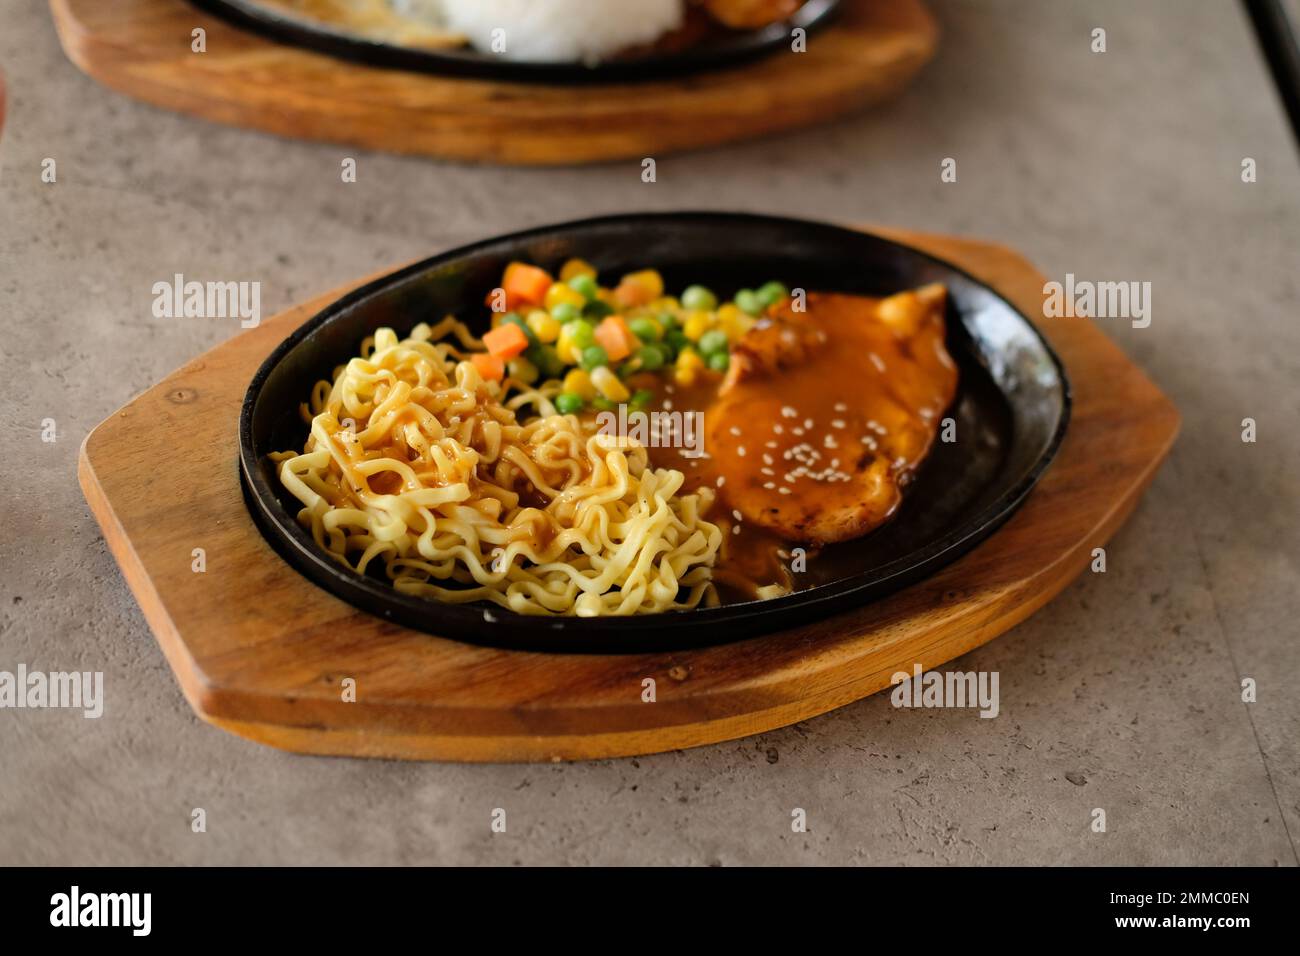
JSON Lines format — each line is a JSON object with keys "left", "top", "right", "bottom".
{"left": 274, "top": 322, "right": 722, "bottom": 617}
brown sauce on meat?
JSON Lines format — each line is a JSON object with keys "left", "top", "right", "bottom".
{"left": 639, "top": 289, "right": 959, "bottom": 602}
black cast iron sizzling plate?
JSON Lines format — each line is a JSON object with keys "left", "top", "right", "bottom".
{"left": 240, "top": 213, "right": 1071, "bottom": 653}
{"left": 188, "top": 0, "right": 840, "bottom": 84}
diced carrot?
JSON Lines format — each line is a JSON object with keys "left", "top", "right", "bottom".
{"left": 613, "top": 277, "right": 654, "bottom": 309}
{"left": 502, "top": 262, "right": 553, "bottom": 309}
{"left": 593, "top": 315, "right": 637, "bottom": 363}
{"left": 470, "top": 352, "right": 505, "bottom": 382}
{"left": 481, "top": 322, "right": 530, "bottom": 360}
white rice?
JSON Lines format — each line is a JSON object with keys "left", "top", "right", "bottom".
{"left": 433, "top": 0, "right": 685, "bottom": 63}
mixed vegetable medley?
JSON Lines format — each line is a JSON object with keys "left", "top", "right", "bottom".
{"left": 469, "top": 259, "right": 789, "bottom": 412}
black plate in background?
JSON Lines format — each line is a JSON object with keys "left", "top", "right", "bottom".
{"left": 239, "top": 212, "right": 1071, "bottom": 653}
{"left": 189, "top": 0, "right": 841, "bottom": 84}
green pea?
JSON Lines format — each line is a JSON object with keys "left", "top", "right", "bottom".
{"left": 734, "top": 289, "right": 764, "bottom": 317}
{"left": 665, "top": 329, "right": 691, "bottom": 355}
{"left": 555, "top": 392, "right": 585, "bottom": 415}
{"left": 550, "top": 302, "right": 581, "bottom": 324}
{"left": 628, "top": 317, "right": 662, "bottom": 342}
{"left": 698, "top": 329, "right": 729, "bottom": 355}
{"left": 707, "top": 350, "right": 730, "bottom": 372}
{"left": 579, "top": 345, "right": 609, "bottom": 370}
{"left": 681, "top": 285, "right": 717, "bottom": 311}
{"left": 757, "top": 281, "right": 789, "bottom": 306}
{"left": 635, "top": 344, "right": 665, "bottom": 371}
{"left": 567, "top": 274, "right": 599, "bottom": 300}
{"left": 591, "top": 397, "right": 617, "bottom": 412}
{"left": 527, "top": 344, "right": 565, "bottom": 379}
{"left": 565, "top": 319, "right": 595, "bottom": 348}
{"left": 630, "top": 389, "right": 655, "bottom": 410}
{"left": 656, "top": 311, "right": 679, "bottom": 331}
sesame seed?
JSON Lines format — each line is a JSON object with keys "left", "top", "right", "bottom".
{"left": 729, "top": 426, "right": 742, "bottom": 436}
{"left": 732, "top": 509, "right": 744, "bottom": 522}
{"left": 736, "top": 446, "right": 746, "bottom": 457}
{"left": 773, "top": 424, "right": 783, "bottom": 434}
{"left": 830, "top": 419, "right": 846, "bottom": 429}
{"left": 778, "top": 487, "right": 792, "bottom": 495}
{"left": 762, "top": 453, "right": 773, "bottom": 464}
{"left": 834, "top": 402, "right": 848, "bottom": 412}
{"left": 781, "top": 406, "right": 798, "bottom": 418}
{"left": 716, "top": 475, "right": 726, "bottom": 488}
{"left": 763, "top": 481, "right": 776, "bottom": 489}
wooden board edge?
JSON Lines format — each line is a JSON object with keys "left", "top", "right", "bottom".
{"left": 78, "top": 428, "right": 221, "bottom": 722}
{"left": 47, "top": 0, "right": 939, "bottom": 165}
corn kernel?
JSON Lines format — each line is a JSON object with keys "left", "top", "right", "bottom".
{"left": 559, "top": 258, "right": 597, "bottom": 282}
{"left": 650, "top": 296, "right": 681, "bottom": 312}
{"left": 683, "top": 311, "right": 712, "bottom": 341}
{"left": 716, "top": 303, "right": 755, "bottom": 340}
{"left": 563, "top": 368, "right": 597, "bottom": 400}
{"left": 508, "top": 356, "right": 539, "bottom": 385}
{"left": 526, "top": 309, "right": 561, "bottom": 344}
{"left": 544, "top": 282, "right": 586, "bottom": 311}
{"left": 556, "top": 325, "right": 578, "bottom": 364}
{"left": 590, "top": 365, "right": 630, "bottom": 402}
{"left": 676, "top": 349, "right": 704, "bottom": 377}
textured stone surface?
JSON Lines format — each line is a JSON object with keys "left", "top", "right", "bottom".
{"left": 0, "top": 0, "right": 1296, "bottom": 865}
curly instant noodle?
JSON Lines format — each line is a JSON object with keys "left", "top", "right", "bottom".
{"left": 273, "top": 320, "right": 723, "bottom": 616}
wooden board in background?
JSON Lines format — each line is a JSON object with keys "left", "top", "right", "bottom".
{"left": 77, "top": 229, "right": 1180, "bottom": 762}
{"left": 49, "top": 0, "right": 938, "bottom": 165}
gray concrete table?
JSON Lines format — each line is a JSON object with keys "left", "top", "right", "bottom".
{"left": 1, "top": 0, "right": 1296, "bottom": 865}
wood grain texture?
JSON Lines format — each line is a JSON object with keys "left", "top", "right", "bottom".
{"left": 49, "top": 0, "right": 938, "bottom": 165}
{"left": 77, "top": 229, "right": 1180, "bottom": 762}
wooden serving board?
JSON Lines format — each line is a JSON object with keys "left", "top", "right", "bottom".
{"left": 78, "top": 230, "right": 1180, "bottom": 762}
{"left": 49, "top": 0, "right": 938, "bottom": 165}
